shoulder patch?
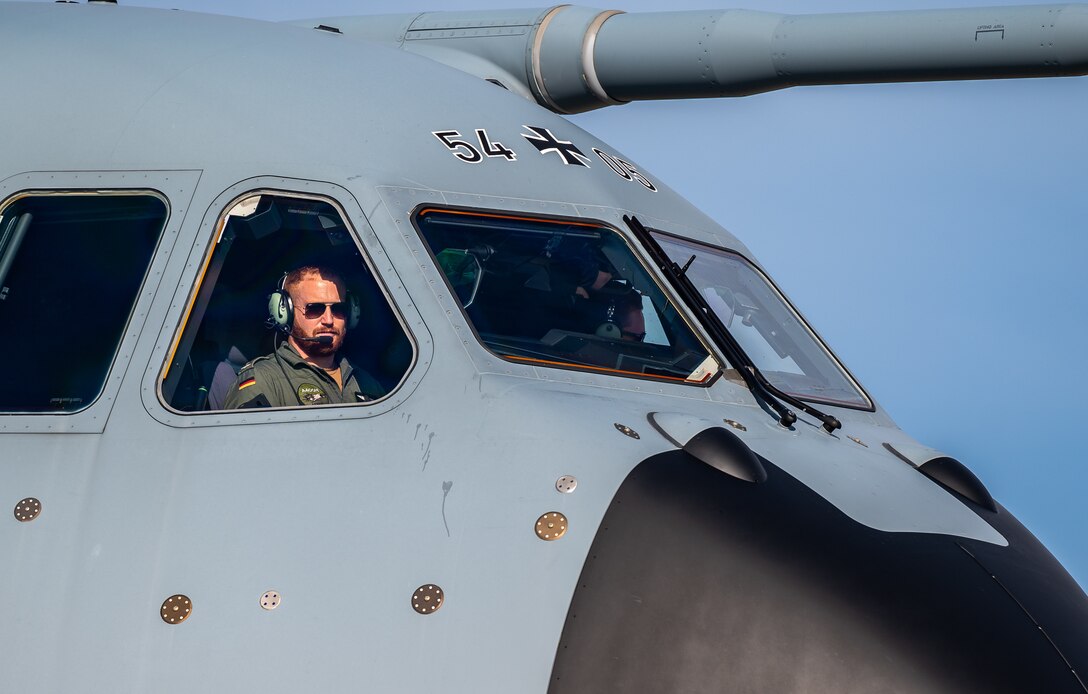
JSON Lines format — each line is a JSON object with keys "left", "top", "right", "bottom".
{"left": 238, "top": 377, "right": 257, "bottom": 391}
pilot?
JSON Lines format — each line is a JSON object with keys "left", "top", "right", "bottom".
{"left": 225, "top": 265, "right": 383, "bottom": 409}
{"left": 560, "top": 260, "right": 647, "bottom": 342}
{"left": 529, "top": 241, "right": 648, "bottom": 341}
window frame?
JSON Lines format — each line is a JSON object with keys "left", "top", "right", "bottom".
{"left": 146, "top": 177, "right": 430, "bottom": 428}
{"left": 0, "top": 170, "right": 195, "bottom": 434}
{"left": 411, "top": 204, "right": 723, "bottom": 388}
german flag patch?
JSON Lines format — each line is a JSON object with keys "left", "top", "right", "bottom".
{"left": 238, "top": 377, "right": 256, "bottom": 391}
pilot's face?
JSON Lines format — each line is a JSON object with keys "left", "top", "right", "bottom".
{"left": 621, "top": 306, "right": 647, "bottom": 341}
{"left": 289, "top": 274, "right": 347, "bottom": 355}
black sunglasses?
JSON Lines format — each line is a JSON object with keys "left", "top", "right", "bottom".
{"left": 298, "top": 301, "right": 349, "bottom": 320}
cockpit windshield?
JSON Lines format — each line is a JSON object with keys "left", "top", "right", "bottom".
{"left": 416, "top": 209, "right": 719, "bottom": 384}
{"left": 653, "top": 233, "right": 871, "bottom": 409}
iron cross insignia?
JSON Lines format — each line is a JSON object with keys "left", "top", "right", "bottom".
{"left": 521, "top": 125, "right": 592, "bottom": 166}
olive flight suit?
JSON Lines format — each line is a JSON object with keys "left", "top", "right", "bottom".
{"left": 224, "top": 340, "right": 383, "bottom": 409}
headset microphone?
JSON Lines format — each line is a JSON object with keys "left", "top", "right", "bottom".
{"left": 295, "top": 335, "right": 334, "bottom": 345}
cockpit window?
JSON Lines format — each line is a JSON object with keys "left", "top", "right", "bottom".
{"left": 653, "top": 233, "right": 871, "bottom": 409}
{"left": 0, "top": 192, "right": 167, "bottom": 412}
{"left": 161, "top": 192, "right": 414, "bottom": 412}
{"left": 415, "top": 209, "right": 719, "bottom": 384}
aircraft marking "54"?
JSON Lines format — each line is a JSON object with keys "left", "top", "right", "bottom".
{"left": 432, "top": 129, "right": 516, "bottom": 163}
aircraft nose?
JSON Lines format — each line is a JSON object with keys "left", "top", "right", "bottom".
{"left": 549, "top": 450, "right": 1088, "bottom": 693}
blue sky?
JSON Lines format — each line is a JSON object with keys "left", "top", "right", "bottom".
{"left": 34, "top": 0, "right": 1086, "bottom": 586}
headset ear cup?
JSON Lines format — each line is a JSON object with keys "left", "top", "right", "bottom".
{"left": 348, "top": 292, "right": 361, "bottom": 330}
{"left": 267, "top": 290, "right": 293, "bottom": 333}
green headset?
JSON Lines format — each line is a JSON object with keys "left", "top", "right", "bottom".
{"left": 267, "top": 272, "right": 361, "bottom": 334}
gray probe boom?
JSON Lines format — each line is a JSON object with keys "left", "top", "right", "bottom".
{"left": 297, "top": 4, "right": 1088, "bottom": 113}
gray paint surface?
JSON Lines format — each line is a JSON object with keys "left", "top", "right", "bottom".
{"left": 0, "top": 2, "right": 1079, "bottom": 691}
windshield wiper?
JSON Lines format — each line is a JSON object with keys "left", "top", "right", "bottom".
{"left": 625, "top": 215, "right": 841, "bottom": 433}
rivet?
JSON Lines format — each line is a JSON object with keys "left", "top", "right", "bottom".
{"left": 556, "top": 476, "right": 578, "bottom": 493}
{"left": 535, "top": 512, "right": 568, "bottom": 541}
{"left": 14, "top": 497, "right": 41, "bottom": 522}
{"left": 614, "top": 423, "right": 640, "bottom": 439}
{"left": 160, "top": 595, "right": 193, "bottom": 624}
{"left": 723, "top": 419, "right": 747, "bottom": 432}
{"left": 260, "top": 591, "right": 281, "bottom": 610}
{"left": 412, "top": 584, "right": 444, "bottom": 614}
{"left": 848, "top": 436, "right": 868, "bottom": 448}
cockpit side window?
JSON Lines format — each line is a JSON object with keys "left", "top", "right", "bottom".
{"left": 0, "top": 192, "right": 167, "bottom": 413}
{"left": 161, "top": 192, "right": 413, "bottom": 412}
{"left": 414, "top": 208, "right": 719, "bottom": 384}
{"left": 653, "top": 232, "right": 872, "bottom": 409}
